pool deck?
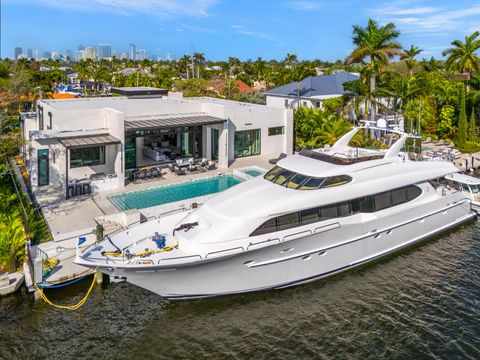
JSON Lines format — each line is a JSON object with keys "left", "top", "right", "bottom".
{"left": 36, "top": 155, "right": 275, "bottom": 241}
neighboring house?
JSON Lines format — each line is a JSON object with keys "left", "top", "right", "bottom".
{"left": 209, "top": 79, "right": 253, "bottom": 95}
{"left": 66, "top": 71, "right": 80, "bottom": 85}
{"left": 22, "top": 88, "right": 293, "bottom": 199}
{"left": 265, "top": 72, "right": 359, "bottom": 109}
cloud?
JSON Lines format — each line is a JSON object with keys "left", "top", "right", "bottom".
{"left": 9, "top": 0, "right": 218, "bottom": 18}
{"left": 285, "top": 1, "right": 323, "bottom": 11}
{"left": 369, "top": 2, "right": 480, "bottom": 36}
{"left": 231, "top": 25, "right": 275, "bottom": 41}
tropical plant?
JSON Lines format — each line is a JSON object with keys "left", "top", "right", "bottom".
{"left": 347, "top": 19, "right": 403, "bottom": 121}
{"left": 294, "top": 107, "right": 352, "bottom": 148}
{"left": 437, "top": 105, "right": 456, "bottom": 139}
{"left": 443, "top": 31, "right": 480, "bottom": 91}
{"left": 0, "top": 212, "right": 27, "bottom": 273}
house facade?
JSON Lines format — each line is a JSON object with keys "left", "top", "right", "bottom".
{"left": 22, "top": 91, "right": 293, "bottom": 199}
{"left": 265, "top": 72, "right": 359, "bottom": 109}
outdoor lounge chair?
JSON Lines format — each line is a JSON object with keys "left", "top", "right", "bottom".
{"left": 436, "top": 139, "right": 445, "bottom": 146}
{"left": 134, "top": 171, "right": 146, "bottom": 182}
{"left": 422, "top": 137, "right": 432, "bottom": 144}
{"left": 269, "top": 153, "right": 287, "bottom": 164}
{"left": 206, "top": 161, "right": 216, "bottom": 170}
{"left": 174, "top": 166, "right": 186, "bottom": 175}
{"left": 151, "top": 167, "right": 160, "bottom": 178}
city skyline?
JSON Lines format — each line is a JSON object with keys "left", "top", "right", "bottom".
{"left": 11, "top": 43, "right": 156, "bottom": 61}
{"left": 3, "top": 0, "right": 480, "bottom": 61}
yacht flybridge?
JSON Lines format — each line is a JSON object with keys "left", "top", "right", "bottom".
{"left": 75, "top": 128, "right": 476, "bottom": 299}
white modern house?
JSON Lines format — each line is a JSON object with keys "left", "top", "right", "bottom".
{"left": 22, "top": 88, "right": 293, "bottom": 199}
{"left": 265, "top": 72, "right": 359, "bottom": 109}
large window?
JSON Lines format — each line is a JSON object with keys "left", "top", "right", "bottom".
{"left": 250, "top": 185, "right": 423, "bottom": 237}
{"left": 234, "top": 129, "right": 261, "bottom": 158}
{"left": 70, "top": 146, "right": 105, "bottom": 168}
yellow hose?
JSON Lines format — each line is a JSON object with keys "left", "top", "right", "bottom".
{"left": 34, "top": 269, "right": 98, "bottom": 311}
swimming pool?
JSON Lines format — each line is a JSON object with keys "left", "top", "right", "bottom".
{"left": 233, "top": 166, "right": 267, "bottom": 180}
{"left": 109, "top": 174, "right": 243, "bottom": 210}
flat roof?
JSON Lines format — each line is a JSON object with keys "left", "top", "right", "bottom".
{"left": 38, "top": 96, "right": 277, "bottom": 114}
{"left": 125, "top": 115, "right": 226, "bottom": 131}
{"left": 111, "top": 87, "right": 168, "bottom": 97}
{"left": 59, "top": 134, "right": 121, "bottom": 148}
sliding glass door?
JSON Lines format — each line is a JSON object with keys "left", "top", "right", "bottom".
{"left": 37, "top": 149, "right": 49, "bottom": 186}
{"left": 234, "top": 129, "right": 261, "bottom": 158}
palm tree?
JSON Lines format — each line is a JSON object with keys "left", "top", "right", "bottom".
{"left": 401, "top": 45, "right": 423, "bottom": 75}
{"left": 284, "top": 53, "right": 298, "bottom": 68}
{"left": 443, "top": 32, "right": 480, "bottom": 92}
{"left": 347, "top": 19, "right": 403, "bottom": 122}
{"left": 420, "top": 56, "right": 443, "bottom": 72}
{"left": 254, "top": 57, "right": 266, "bottom": 81}
{"left": 193, "top": 52, "right": 205, "bottom": 79}
{"left": 179, "top": 54, "right": 192, "bottom": 79}
{"left": 228, "top": 57, "right": 241, "bottom": 77}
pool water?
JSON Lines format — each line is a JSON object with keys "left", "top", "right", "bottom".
{"left": 110, "top": 174, "right": 243, "bottom": 210}
{"left": 243, "top": 169, "right": 264, "bottom": 177}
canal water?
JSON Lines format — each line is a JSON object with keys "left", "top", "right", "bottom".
{"left": 1, "top": 221, "right": 479, "bottom": 359}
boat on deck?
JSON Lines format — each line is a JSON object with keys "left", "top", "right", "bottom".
{"left": 75, "top": 127, "right": 476, "bottom": 299}
{"left": 444, "top": 173, "right": 480, "bottom": 213}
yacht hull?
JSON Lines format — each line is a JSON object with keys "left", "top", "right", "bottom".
{"left": 102, "top": 200, "right": 474, "bottom": 299}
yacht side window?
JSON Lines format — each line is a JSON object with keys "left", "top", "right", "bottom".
{"left": 323, "top": 175, "right": 352, "bottom": 188}
{"left": 249, "top": 185, "right": 423, "bottom": 237}
{"left": 277, "top": 213, "right": 300, "bottom": 231}
{"left": 250, "top": 218, "right": 277, "bottom": 236}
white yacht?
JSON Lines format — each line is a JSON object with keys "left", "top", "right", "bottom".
{"left": 443, "top": 173, "right": 480, "bottom": 213}
{"left": 75, "top": 128, "right": 476, "bottom": 299}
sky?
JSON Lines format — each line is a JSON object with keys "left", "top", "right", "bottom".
{"left": 2, "top": 0, "right": 480, "bottom": 61}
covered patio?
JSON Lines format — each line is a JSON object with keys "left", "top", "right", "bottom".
{"left": 59, "top": 133, "right": 122, "bottom": 199}
{"left": 124, "top": 114, "right": 228, "bottom": 170}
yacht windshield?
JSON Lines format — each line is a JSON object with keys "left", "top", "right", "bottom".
{"left": 264, "top": 166, "right": 351, "bottom": 190}
{"left": 469, "top": 184, "right": 480, "bottom": 194}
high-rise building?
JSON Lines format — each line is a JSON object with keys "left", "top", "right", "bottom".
{"left": 26, "top": 48, "right": 38, "bottom": 60}
{"left": 84, "top": 47, "right": 97, "bottom": 60}
{"left": 15, "top": 47, "right": 23, "bottom": 59}
{"left": 42, "top": 51, "right": 51, "bottom": 60}
{"left": 98, "top": 44, "right": 112, "bottom": 60}
{"left": 137, "top": 49, "right": 149, "bottom": 61}
{"left": 129, "top": 44, "right": 136, "bottom": 60}
{"left": 76, "top": 50, "right": 85, "bottom": 61}
{"left": 119, "top": 52, "right": 128, "bottom": 60}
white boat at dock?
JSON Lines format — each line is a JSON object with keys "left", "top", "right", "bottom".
{"left": 75, "top": 128, "right": 476, "bottom": 299}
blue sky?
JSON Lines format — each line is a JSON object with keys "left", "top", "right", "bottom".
{"left": 3, "top": 0, "right": 480, "bottom": 61}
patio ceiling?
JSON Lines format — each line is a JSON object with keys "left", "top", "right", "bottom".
{"left": 125, "top": 115, "right": 226, "bottom": 131}
{"left": 59, "top": 134, "right": 121, "bottom": 148}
